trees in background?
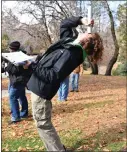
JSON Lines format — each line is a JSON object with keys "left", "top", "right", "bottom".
{"left": 117, "top": 2, "right": 127, "bottom": 63}
{"left": 2, "top": 0, "right": 125, "bottom": 75}
{"left": 112, "top": 2, "right": 127, "bottom": 76}
{"left": 2, "top": 1, "right": 79, "bottom": 52}
{"left": 2, "top": 10, "right": 18, "bottom": 51}
{"left": 103, "top": 0, "right": 119, "bottom": 76}
{"left": 2, "top": 34, "right": 10, "bottom": 52}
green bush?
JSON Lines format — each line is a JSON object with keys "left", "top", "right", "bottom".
{"left": 112, "top": 62, "right": 127, "bottom": 76}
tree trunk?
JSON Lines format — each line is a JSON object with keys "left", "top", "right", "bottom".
{"left": 91, "top": 63, "right": 98, "bottom": 75}
{"left": 104, "top": 0, "right": 119, "bottom": 76}
{"left": 105, "top": 56, "right": 118, "bottom": 75}
{"left": 87, "top": 57, "right": 98, "bottom": 74}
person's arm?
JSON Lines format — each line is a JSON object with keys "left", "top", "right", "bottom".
{"left": 60, "top": 16, "right": 83, "bottom": 39}
{"left": 80, "top": 64, "right": 84, "bottom": 75}
{"left": 60, "top": 16, "right": 92, "bottom": 39}
{"left": 1, "top": 61, "right": 6, "bottom": 73}
{"left": 23, "top": 60, "right": 59, "bottom": 84}
{"left": 34, "top": 52, "right": 69, "bottom": 84}
{"left": 24, "top": 50, "right": 71, "bottom": 84}
{"left": 24, "top": 63, "right": 58, "bottom": 84}
{"left": 23, "top": 53, "right": 43, "bottom": 71}
{"left": 5, "top": 62, "right": 20, "bottom": 74}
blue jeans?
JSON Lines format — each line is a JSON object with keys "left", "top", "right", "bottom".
{"left": 58, "top": 77, "right": 69, "bottom": 101}
{"left": 9, "top": 85, "right": 28, "bottom": 121}
{"left": 70, "top": 73, "right": 79, "bottom": 91}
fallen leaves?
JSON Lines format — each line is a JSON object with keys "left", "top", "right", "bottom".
{"left": 103, "top": 148, "right": 110, "bottom": 151}
{"left": 17, "top": 145, "right": 44, "bottom": 151}
{"left": 18, "top": 146, "right": 29, "bottom": 152}
{"left": 2, "top": 75, "right": 126, "bottom": 151}
{"left": 2, "top": 78, "right": 9, "bottom": 90}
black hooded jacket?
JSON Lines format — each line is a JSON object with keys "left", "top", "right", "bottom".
{"left": 2, "top": 50, "right": 32, "bottom": 87}
{"left": 27, "top": 16, "right": 84, "bottom": 100}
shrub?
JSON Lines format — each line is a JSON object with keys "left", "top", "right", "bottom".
{"left": 112, "top": 62, "right": 127, "bottom": 76}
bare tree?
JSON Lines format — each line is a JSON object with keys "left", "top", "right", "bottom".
{"left": 2, "top": 0, "right": 118, "bottom": 70}
{"left": 103, "top": 0, "right": 119, "bottom": 75}
{"left": 16, "top": 1, "right": 79, "bottom": 46}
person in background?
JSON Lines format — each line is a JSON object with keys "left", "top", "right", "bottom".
{"left": 2, "top": 41, "right": 31, "bottom": 124}
{"left": 23, "top": 16, "right": 103, "bottom": 151}
{"left": 57, "top": 76, "right": 69, "bottom": 101}
{"left": 70, "top": 64, "right": 83, "bottom": 92}
{"left": 57, "top": 14, "right": 79, "bottom": 102}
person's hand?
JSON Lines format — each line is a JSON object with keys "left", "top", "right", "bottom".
{"left": 81, "top": 18, "right": 94, "bottom": 27}
{"left": 88, "top": 19, "right": 94, "bottom": 27}
{"left": 23, "top": 61, "right": 32, "bottom": 69}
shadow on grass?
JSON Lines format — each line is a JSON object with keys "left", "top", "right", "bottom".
{"left": 53, "top": 99, "right": 114, "bottom": 116}
{"left": 74, "top": 93, "right": 115, "bottom": 101}
{"left": 70, "top": 123, "right": 126, "bottom": 151}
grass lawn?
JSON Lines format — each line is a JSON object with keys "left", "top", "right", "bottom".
{"left": 2, "top": 75, "right": 126, "bottom": 151}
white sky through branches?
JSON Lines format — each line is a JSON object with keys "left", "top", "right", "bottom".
{"left": 2, "top": 1, "right": 125, "bottom": 24}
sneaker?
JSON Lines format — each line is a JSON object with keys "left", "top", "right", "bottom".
{"left": 58, "top": 99, "right": 67, "bottom": 102}
{"left": 70, "top": 90, "right": 74, "bottom": 92}
{"left": 75, "top": 90, "right": 79, "bottom": 92}
{"left": 21, "top": 116, "right": 28, "bottom": 120}
{"left": 63, "top": 145, "right": 74, "bottom": 152}
{"left": 8, "top": 120, "right": 21, "bottom": 125}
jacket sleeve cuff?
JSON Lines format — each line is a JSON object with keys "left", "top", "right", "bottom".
{"left": 71, "top": 16, "right": 83, "bottom": 25}
{"left": 78, "top": 16, "right": 83, "bottom": 25}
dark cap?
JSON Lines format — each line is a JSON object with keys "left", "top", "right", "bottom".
{"left": 9, "top": 41, "right": 20, "bottom": 51}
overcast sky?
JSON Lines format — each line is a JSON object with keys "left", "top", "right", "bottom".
{"left": 2, "top": 1, "right": 125, "bottom": 24}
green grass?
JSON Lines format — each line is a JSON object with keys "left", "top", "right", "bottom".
{"left": 2, "top": 124, "right": 126, "bottom": 151}
{"left": 106, "top": 141, "right": 126, "bottom": 151}
{"left": 60, "top": 129, "right": 83, "bottom": 149}
{"left": 2, "top": 136, "right": 45, "bottom": 151}
{"left": 59, "top": 123, "right": 126, "bottom": 151}
{"left": 84, "top": 100, "right": 114, "bottom": 109}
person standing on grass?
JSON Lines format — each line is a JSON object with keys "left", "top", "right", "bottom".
{"left": 1, "top": 41, "right": 31, "bottom": 124}
{"left": 57, "top": 76, "right": 69, "bottom": 101}
{"left": 23, "top": 16, "right": 104, "bottom": 151}
{"left": 70, "top": 64, "right": 83, "bottom": 92}
{"left": 57, "top": 16, "right": 79, "bottom": 102}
